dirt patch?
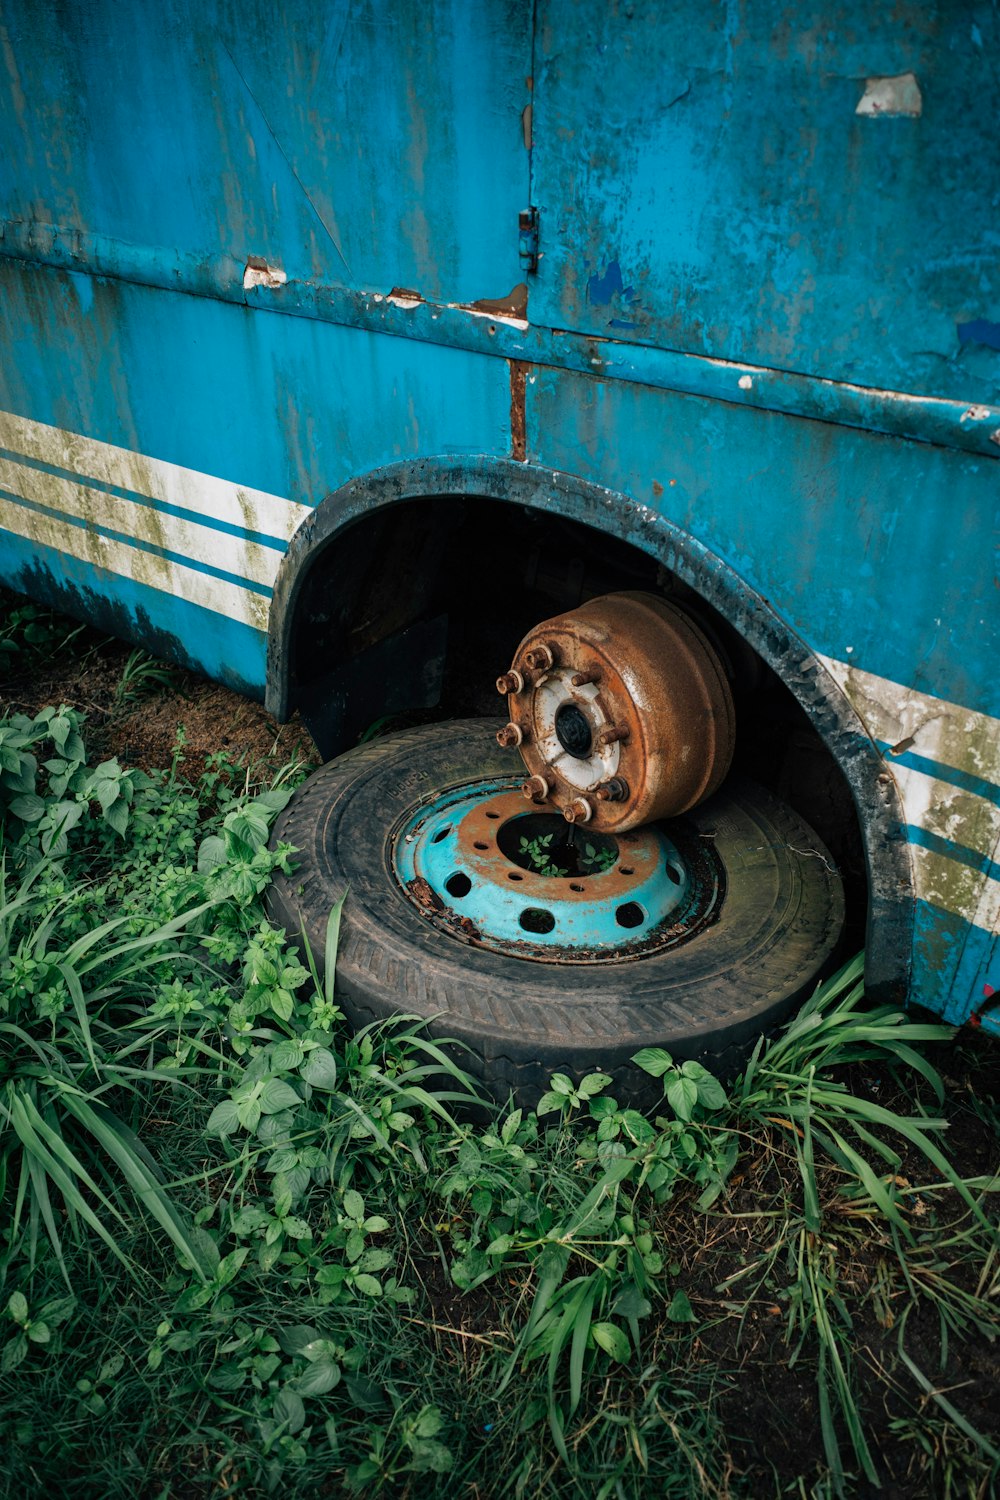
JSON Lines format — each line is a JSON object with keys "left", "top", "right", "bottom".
{"left": 0, "top": 591, "right": 320, "bottom": 777}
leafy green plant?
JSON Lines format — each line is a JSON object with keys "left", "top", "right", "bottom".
{"left": 112, "top": 647, "right": 181, "bottom": 711}
{"left": 2, "top": 1286, "right": 75, "bottom": 1373}
{"left": 578, "top": 840, "right": 616, "bottom": 874}
{"left": 518, "top": 833, "right": 568, "bottom": 878}
{"left": 0, "top": 601, "right": 85, "bottom": 663}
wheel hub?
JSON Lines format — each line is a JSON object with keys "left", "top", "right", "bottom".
{"left": 392, "top": 777, "right": 723, "bottom": 963}
{"left": 495, "top": 591, "right": 736, "bottom": 832}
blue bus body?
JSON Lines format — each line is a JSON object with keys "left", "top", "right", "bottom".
{"left": 1, "top": 2, "right": 997, "bottom": 1029}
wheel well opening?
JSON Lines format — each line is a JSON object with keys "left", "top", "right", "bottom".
{"left": 283, "top": 493, "right": 869, "bottom": 958}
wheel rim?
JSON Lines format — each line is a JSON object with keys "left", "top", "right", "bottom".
{"left": 391, "top": 776, "right": 725, "bottom": 963}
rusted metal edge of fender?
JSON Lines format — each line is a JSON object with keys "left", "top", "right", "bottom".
{"left": 3, "top": 219, "right": 999, "bottom": 461}
{"left": 266, "top": 454, "right": 914, "bottom": 1008}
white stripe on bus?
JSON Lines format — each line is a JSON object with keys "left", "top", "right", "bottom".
{"left": 0, "top": 409, "right": 312, "bottom": 544}
{"left": 0, "top": 456, "right": 283, "bottom": 591}
{"left": 819, "top": 653, "right": 1000, "bottom": 924}
{"left": 0, "top": 500, "right": 268, "bottom": 633}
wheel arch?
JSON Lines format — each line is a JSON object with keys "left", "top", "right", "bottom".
{"left": 266, "top": 455, "right": 913, "bottom": 1004}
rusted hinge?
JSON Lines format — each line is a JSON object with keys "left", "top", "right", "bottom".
{"left": 519, "top": 207, "right": 539, "bottom": 273}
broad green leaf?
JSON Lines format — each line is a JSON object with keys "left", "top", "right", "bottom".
{"left": 579, "top": 1072, "right": 613, "bottom": 1097}
{"left": 694, "top": 1074, "right": 728, "bottom": 1110}
{"left": 104, "top": 798, "right": 129, "bottom": 836}
{"left": 666, "top": 1075, "right": 698, "bottom": 1122}
{"left": 268, "top": 988, "right": 294, "bottom": 1022}
{"left": 611, "top": 1283, "right": 651, "bottom": 1320}
{"left": 667, "top": 1289, "right": 697, "bottom": 1323}
{"left": 631, "top": 1047, "right": 674, "bottom": 1078}
{"left": 301, "top": 1047, "right": 338, "bottom": 1090}
{"left": 236, "top": 1097, "right": 262, "bottom": 1133}
{"left": 273, "top": 1387, "right": 306, "bottom": 1434}
{"left": 294, "top": 1358, "right": 341, "bottom": 1397}
{"left": 206, "top": 1099, "right": 241, "bottom": 1137}
{"left": 1, "top": 1333, "right": 28, "bottom": 1372}
{"left": 414, "top": 1406, "right": 444, "bottom": 1439}
{"left": 8, "top": 1292, "right": 28, "bottom": 1325}
{"left": 278, "top": 1325, "right": 321, "bottom": 1356}
{"left": 343, "top": 1189, "right": 365, "bottom": 1221}
{"left": 259, "top": 1078, "right": 300, "bottom": 1114}
{"left": 271, "top": 1040, "right": 305, "bottom": 1071}
{"left": 281, "top": 1215, "right": 312, "bottom": 1241}
{"left": 352, "top": 1273, "right": 383, "bottom": 1297}
{"left": 621, "top": 1109, "right": 656, "bottom": 1144}
{"left": 591, "top": 1321, "right": 631, "bottom": 1362}
{"left": 9, "top": 793, "right": 45, "bottom": 822}
{"left": 197, "top": 835, "right": 227, "bottom": 872}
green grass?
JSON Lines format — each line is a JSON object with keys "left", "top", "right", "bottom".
{"left": 1, "top": 657, "right": 998, "bottom": 1497}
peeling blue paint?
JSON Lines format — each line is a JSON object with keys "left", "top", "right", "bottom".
{"left": 587, "top": 260, "right": 634, "bottom": 308}
{"left": 957, "top": 318, "right": 1000, "bottom": 351}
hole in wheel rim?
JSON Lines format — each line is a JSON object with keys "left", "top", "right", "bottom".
{"left": 519, "top": 907, "right": 556, "bottom": 934}
{"left": 496, "top": 812, "right": 618, "bottom": 877}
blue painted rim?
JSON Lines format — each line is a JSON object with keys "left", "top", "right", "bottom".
{"left": 392, "top": 775, "right": 716, "bottom": 963}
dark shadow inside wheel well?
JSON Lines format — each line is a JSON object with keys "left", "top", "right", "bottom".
{"left": 282, "top": 493, "right": 870, "bottom": 961}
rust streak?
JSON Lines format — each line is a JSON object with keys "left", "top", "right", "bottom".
{"left": 509, "top": 360, "right": 528, "bottom": 461}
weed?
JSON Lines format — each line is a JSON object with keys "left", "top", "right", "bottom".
{"left": 112, "top": 647, "right": 181, "bottom": 712}
{"left": 518, "top": 833, "right": 569, "bottom": 878}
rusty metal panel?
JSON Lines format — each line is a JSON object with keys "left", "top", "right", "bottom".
{"left": 529, "top": 2, "right": 1000, "bottom": 403}
{"left": 0, "top": 0, "right": 531, "bottom": 305}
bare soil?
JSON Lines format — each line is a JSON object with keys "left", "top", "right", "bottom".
{"left": 0, "top": 595, "right": 320, "bottom": 777}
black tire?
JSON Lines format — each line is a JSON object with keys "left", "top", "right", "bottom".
{"left": 268, "top": 721, "right": 844, "bottom": 1108}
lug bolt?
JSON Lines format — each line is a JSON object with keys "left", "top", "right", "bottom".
{"left": 595, "top": 776, "right": 629, "bottom": 802}
{"left": 496, "top": 669, "right": 525, "bottom": 695}
{"left": 521, "top": 775, "right": 550, "bottom": 803}
{"left": 496, "top": 722, "right": 525, "bottom": 748}
{"left": 571, "top": 667, "right": 601, "bottom": 687}
{"left": 524, "top": 642, "right": 556, "bottom": 672}
{"left": 562, "top": 797, "right": 594, "bottom": 824}
{"left": 596, "top": 721, "right": 631, "bottom": 747}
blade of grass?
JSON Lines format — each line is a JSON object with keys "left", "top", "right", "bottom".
{"left": 60, "top": 1097, "right": 218, "bottom": 1282}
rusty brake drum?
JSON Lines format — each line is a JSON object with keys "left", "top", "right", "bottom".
{"left": 496, "top": 592, "right": 736, "bottom": 833}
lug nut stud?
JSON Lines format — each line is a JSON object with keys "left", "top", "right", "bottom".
{"left": 496, "top": 722, "right": 524, "bottom": 748}
{"left": 523, "top": 642, "right": 556, "bottom": 672}
{"left": 496, "top": 669, "right": 525, "bottom": 695}
{"left": 571, "top": 667, "right": 601, "bottom": 687}
{"left": 563, "top": 797, "right": 594, "bottom": 824}
{"left": 595, "top": 776, "right": 629, "bottom": 802}
{"left": 521, "top": 775, "right": 550, "bottom": 803}
{"left": 596, "top": 721, "right": 631, "bottom": 747}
